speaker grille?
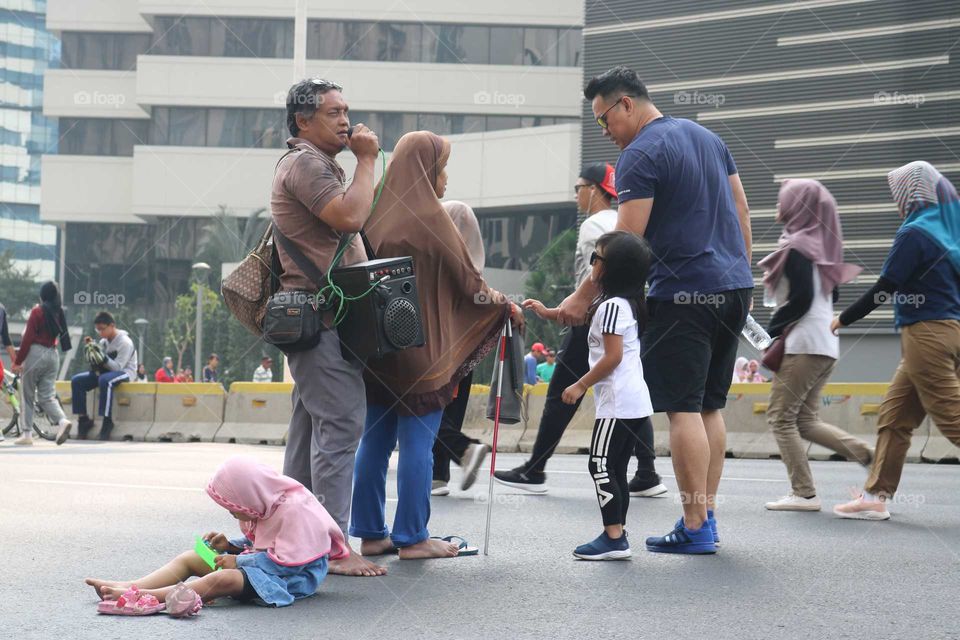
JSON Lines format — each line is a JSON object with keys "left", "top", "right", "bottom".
{"left": 384, "top": 297, "right": 420, "bottom": 348}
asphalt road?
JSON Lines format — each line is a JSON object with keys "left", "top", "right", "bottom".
{"left": 1, "top": 440, "right": 957, "bottom": 640}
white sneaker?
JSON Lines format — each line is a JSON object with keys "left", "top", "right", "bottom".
{"left": 56, "top": 419, "right": 72, "bottom": 446}
{"left": 431, "top": 480, "right": 450, "bottom": 496}
{"left": 630, "top": 483, "right": 668, "bottom": 498}
{"left": 765, "top": 494, "right": 822, "bottom": 511}
{"left": 14, "top": 434, "right": 33, "bottom": 446}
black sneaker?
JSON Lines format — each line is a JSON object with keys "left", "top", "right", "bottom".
{"left": 629, "top": 473, "right": 668, "bottom": 498}
{"left": 77, "top": 416, "right": 94, "bottom": 440}
{"left": 98, "top": 416, "right": 114, "bottom": 441}
{"left": 493, "top": 465, "right": 547, "bottom": 494}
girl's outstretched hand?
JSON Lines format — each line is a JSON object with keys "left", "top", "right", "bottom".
{"left": 214, "top": 554, "right": 237, "bottom": 570}
{"left": 203, "top": 532, "right": 231, "bottom": 552}
{"left": 562, "top": 381, "right": 586, "bottom": 405}
{"left": 523, "top": 298, "right": 558, "bottom": 321}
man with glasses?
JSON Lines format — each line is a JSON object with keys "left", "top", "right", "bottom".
{"left": 272, "top": 78, "right": 385, "bottom": 576}
{"left": 558, "top": 66, "right": 753, "bottom": 555}
{"left": 495, "top": 162, "right": 666, "bottom": 498}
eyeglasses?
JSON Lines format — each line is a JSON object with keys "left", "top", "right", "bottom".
{"left": 574, "top": 184, "right": 590, "bottom": 194}
{"left": 589, "top": 251, "right": 605, "bottom": 266}
{"left": 596, "top": 96, "right": 627, "bottom": 129}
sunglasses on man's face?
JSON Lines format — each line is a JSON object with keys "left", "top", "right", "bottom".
{"left": 596, "top": 96, "right": 627, "bottom": 129}
{"left": 589, "top": 251, "right": 605, "bottom": 266}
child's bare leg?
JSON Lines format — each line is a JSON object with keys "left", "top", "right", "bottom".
{"left": 86, "top": 551, "right": 213, "bottom": 599}
{"left": 99, "top": 569, "right": 246, "bottom": 604}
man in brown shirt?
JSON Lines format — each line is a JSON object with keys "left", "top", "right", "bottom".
{"left": 273, "top": 78, "right": 385, "bottom": 577}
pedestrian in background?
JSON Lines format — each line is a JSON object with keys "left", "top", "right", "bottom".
{"left": 253, "top": 356, "right": 273, "bottom": 383}
{"left": 759, "top": 179, "right": 872, "bottom": 512}
{"left": 201, "top": 354, "right": 219, "bottom": 383}
{"left": 833, "top": 161, "right": 960, "bottom": 521}
{"left": 431, "top": 200, "right": 491, "bottom": 497}
{"left": 523, "top": 342, "right": 545, "bottom": 386}
{"left": 11, "top": 282, "right": 73, "bottom": 445}
{"left": 155, "top": 357, "right": 175, "bottom": 383}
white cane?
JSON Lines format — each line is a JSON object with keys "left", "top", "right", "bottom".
{"left": 483, "top": 319, "right": 511, "bottom": 556}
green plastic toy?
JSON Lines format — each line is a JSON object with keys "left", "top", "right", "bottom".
{"left": 194, "top": 536, "right": 220, "bottom": 571}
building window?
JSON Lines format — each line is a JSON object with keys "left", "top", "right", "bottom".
{"left": 152, "top": 17, "right": 293, "bottom": 58}
{"left": 522, "top": 27, "right": 558, "bottom": 66}
{"left": 152, "top": 17, "right": 211, "bottom": 56}
{"left": 56, "top": 110, "right": 572, "bottom": 156}
{"left": 425, "top": 25, "right": 490, "bottom": 64}
{"left": 59, "top": 119, "right": 149, "bottom": 156}
{"left": 557, "top": 28, "right": 581, "bottom": 67}
{"left": 60, "top": 32, "right": 151, "bottom": 70}
{"left": 489, "top": 27, "right": 523, "bottom": 65}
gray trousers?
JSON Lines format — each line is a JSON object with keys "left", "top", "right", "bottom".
{"left": 20, "top": 344, "right": 67, "bottom": 432}
{"left": 283, "top": 328, "right": 366, "bottom": 535}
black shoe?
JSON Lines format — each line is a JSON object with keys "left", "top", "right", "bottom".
{"left": 628, "top": 473, "right": 668, "bottom": 497}
{"left": 77, "top": 416, "right": 94, "bottom": 440}
{"left": 98, "top": 416, "right": 114, "bottom": 441}
{"left": 493, "top": 465, "right": 548, "bottom": 494}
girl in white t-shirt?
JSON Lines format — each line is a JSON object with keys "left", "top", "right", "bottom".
{"left": 524, "top": 231, "right": 654, "bottom": 560}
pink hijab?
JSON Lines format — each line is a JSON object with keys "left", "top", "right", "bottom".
{"left": 759, "top": 179, "right": 861, "bottom": 297}
{"left": 205, "top": 456, "right": 348, "bottom": 566}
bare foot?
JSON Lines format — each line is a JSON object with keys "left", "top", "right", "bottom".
{"left": 98, "top": 585, "right": 126, "bottom": 601}
{"left": 360, "top": 537, "right": 396, "bottom": 556}
{"left": 329, "top": 547, "right": 387, "bottom": 577}
{"left": 85, "top": 578, "right": 129, "bottom": 600}
{"left": 398, "top": 538, "right": 460, "bottom": 559}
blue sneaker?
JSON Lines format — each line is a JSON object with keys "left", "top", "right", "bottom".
{"left": 645, "top": 519, "right": 717, "bottom": 555}
{"left": 708, "top": 510, "right": 719, "bottom": 546}
{"left": 573, "top": 531, "right": 631, "bottom": 560}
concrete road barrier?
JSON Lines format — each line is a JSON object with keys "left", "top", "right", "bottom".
{"left": 150, "top": 383, "right": 225, "bottom": 442}
{"left": 462, "top": 384, "right": 527, "bottom": 452}
{"left": 55, "top": 380, "right": 97, "bottom": 440}
{"left": 107, "top": 382, "right": 156, "bottom": 441}
{"left": 217, "top": 382, "right": 293, "bottom": 445}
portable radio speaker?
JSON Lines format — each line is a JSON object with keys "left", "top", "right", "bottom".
{"left": 332, "top": 256, "right": 425, "bottom": 361}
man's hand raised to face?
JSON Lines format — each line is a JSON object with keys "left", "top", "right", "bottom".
{"left": 346, "top": 123, "right": 379, "bottom": 160}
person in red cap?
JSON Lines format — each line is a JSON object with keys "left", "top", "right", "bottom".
{"left": 496, "top": 162, "right": 666, "bottom": 498}
{"left": 524, "top": 342, "right": 546, "bottom": 386}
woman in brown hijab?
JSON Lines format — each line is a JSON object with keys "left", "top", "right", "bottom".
{"left": 349, "top": 131, "right": 523, "bottom": 559}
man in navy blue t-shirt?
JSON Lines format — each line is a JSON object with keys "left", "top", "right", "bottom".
{"left": 557, "top": 66, "right": 754, "bottom": 556}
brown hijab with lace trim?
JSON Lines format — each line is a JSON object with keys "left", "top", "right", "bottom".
{"left": 362, "top": 131, "right": 509, "bottom": 415}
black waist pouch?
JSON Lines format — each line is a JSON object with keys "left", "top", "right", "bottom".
{"left": 262, "top": 290, "right": 327, "bottom": 353}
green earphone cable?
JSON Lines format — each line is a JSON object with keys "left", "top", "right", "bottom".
{"left": 316, "top": 148, "right": 388, "bottom": 325}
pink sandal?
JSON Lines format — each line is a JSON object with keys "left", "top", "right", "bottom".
{"left": 97, "top": 586, "right": 165, "bottom": 616}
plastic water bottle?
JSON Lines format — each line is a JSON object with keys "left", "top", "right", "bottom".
{"left": 742, "top": 314, "right": 773, "bottom": 350}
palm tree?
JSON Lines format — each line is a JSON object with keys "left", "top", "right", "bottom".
{"left": 197, "top": 206, "right": 269, "bottom": 282}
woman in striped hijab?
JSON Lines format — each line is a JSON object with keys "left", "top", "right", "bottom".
{"left": 832, "top": 161, "right": 960, "bottom": 521}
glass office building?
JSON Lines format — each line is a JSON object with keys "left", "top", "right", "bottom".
{"left": 0, "top": 0, "right": 58, "bottom": 282}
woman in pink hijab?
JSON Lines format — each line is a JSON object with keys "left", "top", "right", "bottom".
{"left": 759, "top": 179, "right": 873, "bottom": 513}
{"left": 86, "top": 456, "right": 347, "bottom": 607}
